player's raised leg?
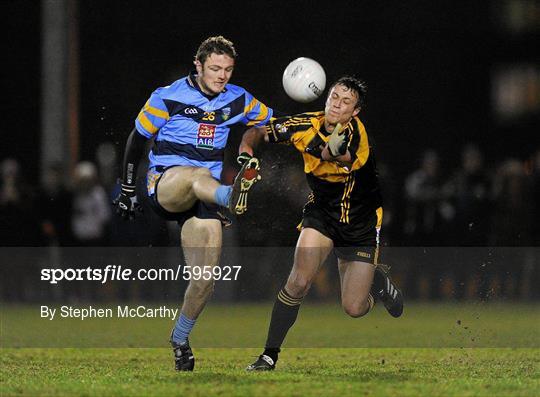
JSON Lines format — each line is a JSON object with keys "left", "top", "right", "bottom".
{"left": 338, "top": 259, "right": 376, "bottom": 318}
{"left": 157, "top": 166, "right": 219, "bottom": 213}
{"left": 170, "top": 216, "right": 222, "bottom": 371}
{"left": 246, "top": 228, "right": 333, "bottom": 371}
{"left": 157, "top": 160, "right": 261, "bottom": 216}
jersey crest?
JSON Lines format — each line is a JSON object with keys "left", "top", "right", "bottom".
{"left": 196, "top": 124, "right": 216, "bottom": 150}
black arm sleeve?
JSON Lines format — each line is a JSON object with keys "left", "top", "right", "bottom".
{"left": 121, "top": 128, "right": 148, "bottom": 185}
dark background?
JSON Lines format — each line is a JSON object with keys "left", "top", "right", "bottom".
{"left": 6, "top": 0, "right": 538, "bottom": 182}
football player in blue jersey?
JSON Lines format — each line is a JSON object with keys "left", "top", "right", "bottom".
{"left": 114, "top": 36, "right": 272, "bottom": 371}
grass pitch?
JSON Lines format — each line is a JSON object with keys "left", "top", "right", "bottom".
{"left": 1, "top": 303, "right": 539, "bottom": 396}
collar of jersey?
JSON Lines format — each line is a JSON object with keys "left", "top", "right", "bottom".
{"left": 313, "top": 114, "right": 355, "bottom": 138}
{"left": 310, "top": 113, "right": 328, "bottom": 136}
{"left": 187, "top": 70, "right": 228, "bottom": 99}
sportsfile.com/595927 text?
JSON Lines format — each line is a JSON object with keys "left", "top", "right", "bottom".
{"left": 40, "top": 265, "right": 242, "bottom": 284}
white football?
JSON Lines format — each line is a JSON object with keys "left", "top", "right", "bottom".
{"left": 282, "top": 57, "right": 326, "bottom": 103}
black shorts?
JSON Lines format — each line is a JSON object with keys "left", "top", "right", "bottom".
{"left": 300, "top": 201, "right": 382, "bottom": 263}
{"left": 146, "top": 167, "right": 230, "bottom": 227}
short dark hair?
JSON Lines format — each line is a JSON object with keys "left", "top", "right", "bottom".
{"left": 329, "top": 76, "right": 367, "bottom": 109}
{"left": 195, "top": 36, "right": 237, "bottom": 64}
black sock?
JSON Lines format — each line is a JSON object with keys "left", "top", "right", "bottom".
{"left": 262, "top": 347, "right": 280, "bottom": 363}
{"left": 263, "top": 287, "right": 303, "bottom": 361}
{"left": 371, "top": 266, "right": 385, "bottom": 296}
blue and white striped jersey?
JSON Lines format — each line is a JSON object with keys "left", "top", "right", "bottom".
{"left": 135, "top": 71, "right": 273, "bottom": 181}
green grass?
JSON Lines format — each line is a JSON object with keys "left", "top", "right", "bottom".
{"left": 1, "top": 348, "right": 538, "bottom": 396}
{"left": 1, "top": 303, "right": 539, "bottom": 396}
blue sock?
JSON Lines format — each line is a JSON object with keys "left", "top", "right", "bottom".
{"left": 172, "top": 313, "right": 197, "bottom": 344}
{"left": 214, "top": 185, "right": 232, "bottom": 207}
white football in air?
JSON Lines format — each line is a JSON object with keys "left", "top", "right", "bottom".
{"left": 282, "top": 57, "right": 326, "bottom": 103}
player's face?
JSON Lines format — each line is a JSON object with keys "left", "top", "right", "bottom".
{"left": 324, "top": 84, "right": 360, "bottom": 126}
{"left": 195, "top": 53, "right": 235, "bottom": 95}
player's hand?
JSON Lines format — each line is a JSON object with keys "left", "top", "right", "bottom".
{"left": 237, "top": 151, "right": 253, "bottom": 166}
{"left": 327, "top": 123, "right": 348, "bottom": 157}
{"left": 113, "top": 183, "right": 142, "bottom": 220}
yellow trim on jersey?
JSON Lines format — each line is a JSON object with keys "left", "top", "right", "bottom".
{"left": 350, "top": 119, "right": 370, "bottom": 171}
{"left": 297, "top": 118, "right": 364, "bottom": 183}
{"left": 143, "top": 100, "right": 169, "bottom": 120}
{"left": 340, "top": 174, "right": 356, "bottom": 223}
{"left": 136, "top": 111, "right": 159, "bottom": 135}
{"left": 244, "top": 98, "right": 258, "bottom": 114}
{"left": 374, "top": 207, "right": 383, "bottom": 264}
{"left": 269, "top": 125, "right": 278, "bottom": 142}
{"left": 267, "top": 113, "right": 371, "bottom": 183}
{"left": 376, "top": 207, "right": 383, "bottom": 228}
{"left": 246, "top": 102, "right": 269, "bottom": 126}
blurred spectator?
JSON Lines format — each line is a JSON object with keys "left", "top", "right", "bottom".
{"left": 532, "top": 148, "right": 540, "bottom": 244}
{"left": 482, "top": 159, "right": 533, "bottom": 299}
{"left": 403, "top": 150, "right": 446, "bottom": 299}
{"left": 95, "top": 141, "right": 118, "bottom": 193}
{"left": 403, "top": 149, "right": 445, "bottom": 245}
{"left": 530, "top": 148, "right": 540, "bottom": 299}
{"left": 71, "top": 161, "right": 111, "bottom": 246}
{"left": 40, "top": 162, "right": 74, "bottom": 246}
{"left": 442, "top": 144, "right": 492, "bottom": 246}
{"left": 377, "top": 161, "right": 399, "bottom": 245}
{"left": 0, "top": 158, "right": 44, "bottom": 301}
{"left": 0, "top": 158, "right": 43, "bottom": 246}
{"left": 441, "top": 144, "right": 492, "bottom": 300}
{"left": 490, "top": 159, "right": 533, "bottom": 246}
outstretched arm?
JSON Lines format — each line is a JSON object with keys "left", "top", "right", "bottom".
{"left": 122, "top": 128, "right": 148, "bottom": 185}
{"left": 114, "top": 128, "right": 148, "bottom": 219}
{"left": 239, "top": 127, "right": 268, "bottom": 156}
{"left": 236, "top": 127, "right": 268, "bottom": 166}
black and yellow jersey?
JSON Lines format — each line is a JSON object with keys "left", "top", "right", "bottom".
{"left": 265, "top": 111, "right": 382, "bottom": 224}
